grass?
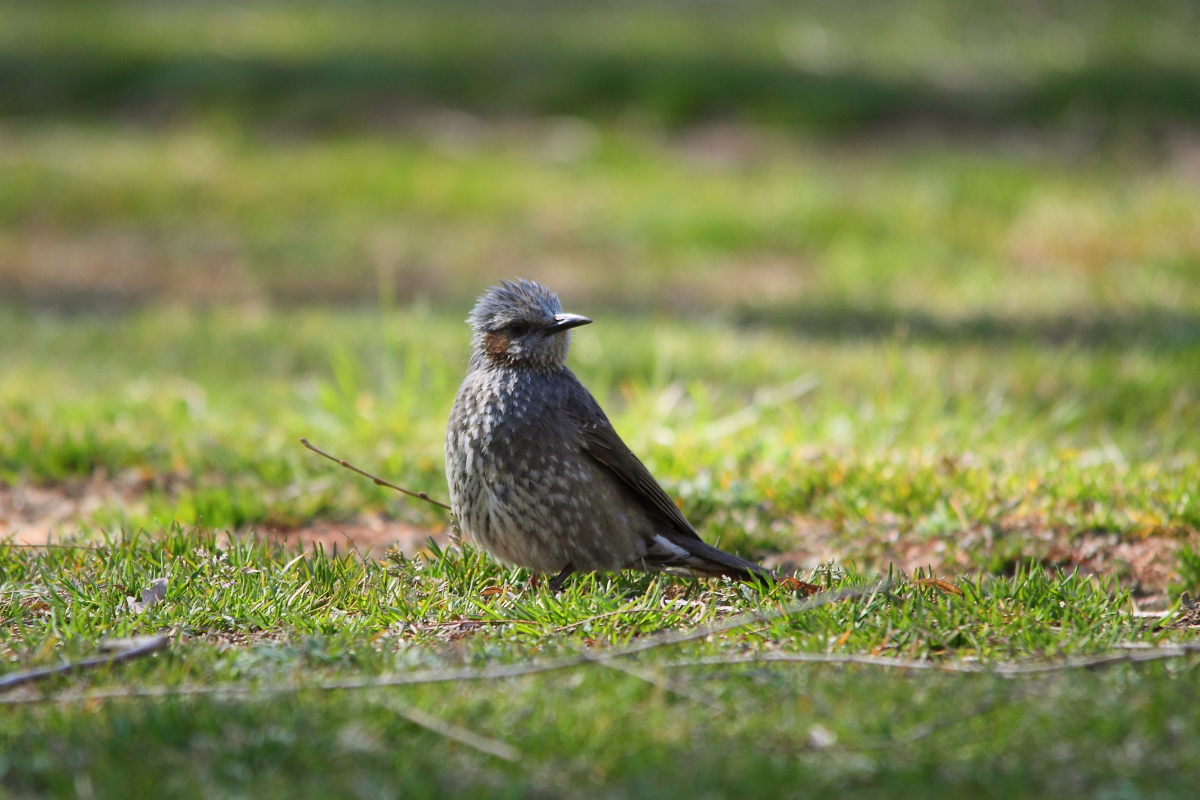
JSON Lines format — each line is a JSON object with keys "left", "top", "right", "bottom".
{"left": 4, "top": 120, "right": 1200, "bottom": 318}
{"left": 1, "top": 305, "right": 1197, "bottom": 563}
{"left": 4, "top": 121, "right": 1195, "bottom": 561}
{"left": 2, "top": 294, "right": 1198, "bottom": 794}
{"left": 3, "top": 1, "right": 1200, "bottom": 795}
{"left": 3, "top": 530, "right": 1200, "bottom": 798}
{"left": 3, "top": 0, "right": 1200, "bottom": 131}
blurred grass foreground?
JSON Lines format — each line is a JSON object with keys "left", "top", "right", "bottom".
{"left": 2, "top": 2, "right": 1200, "bottom": 797}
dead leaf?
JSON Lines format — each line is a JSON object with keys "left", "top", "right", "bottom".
{"left": 126, "top": 577, "right": 169, "bottom": 613}
{"left": 913, "top": 578, "right": 963, "bottom": 596}
{"left": 778, "top": 576, "right": 821, "bottom": 596}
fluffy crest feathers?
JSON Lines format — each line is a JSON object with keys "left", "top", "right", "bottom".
{"left": 468, "top": 279, "right": 562, "bottom": 332}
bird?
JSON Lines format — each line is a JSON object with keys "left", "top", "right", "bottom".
{"left": 445, "top": 278, "right": 780, "bottom": 593}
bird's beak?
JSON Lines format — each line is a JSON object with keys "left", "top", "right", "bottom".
{"left": 544, "top": 313, "right": 593, "bottom": 334}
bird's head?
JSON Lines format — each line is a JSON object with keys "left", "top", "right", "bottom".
{"left": 468, "top": 279, "right": 592, "bottom": 370}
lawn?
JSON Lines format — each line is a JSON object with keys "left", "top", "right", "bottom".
{"left": 4, "top": 532, "right": 1200, "bottom": 798}
{"left": 2, "top": 1, "right": 1200, "bottom": 797}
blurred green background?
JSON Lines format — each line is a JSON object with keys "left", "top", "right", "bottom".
{"left": 1, "top": 0, "right": 1198, "bottom": 581}
{"left": 3, "top": 3, "right": 1200, "bottom": 797}
{"left": 3, "top": 0, "right": 1200, "bottom": 315}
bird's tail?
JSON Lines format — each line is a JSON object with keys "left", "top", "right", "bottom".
{"left": 677, "top": 538, "right": 777, "bottom": 584}
{"left": 645, "top": 533, "right": 818, "bottom": 591}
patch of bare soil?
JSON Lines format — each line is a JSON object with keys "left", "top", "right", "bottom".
{"left": 0, "top": 475, "right": 141, "bottom": 545}
{"left": 254, "top": 515, "right": 450, "bottom": 559}
{"left": 3, "top": 480, "right": 1191, "bottom": 606}
{"left": 762, "top": 514, "right": 1196, "bottom": 609}
{"left": 0, "top": 479, "right": 449, "bottom": 558}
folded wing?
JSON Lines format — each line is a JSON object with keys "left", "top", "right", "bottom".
{"left": 563, "top": 378, "right": 773, "bottom": 581}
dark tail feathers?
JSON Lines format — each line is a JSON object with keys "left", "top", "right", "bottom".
{"left": 680, "top": 538, "right": 776, "bottom": 583}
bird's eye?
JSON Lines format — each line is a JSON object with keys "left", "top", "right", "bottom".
{"left": 509, "top": 321, "right": 532, "bottom": 336}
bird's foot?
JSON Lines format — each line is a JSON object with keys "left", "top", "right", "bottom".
{"left": 547, "top": 564, "right": 576, "bottom": 594}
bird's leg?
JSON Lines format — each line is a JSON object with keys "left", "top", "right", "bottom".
{"left": 548, "top": 564, "right": 576, "bottom": 594}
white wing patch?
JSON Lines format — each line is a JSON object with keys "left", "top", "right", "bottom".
{"left": 646, "top": 534, "right": 691, "bottom": 562}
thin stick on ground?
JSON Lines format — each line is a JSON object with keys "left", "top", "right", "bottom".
{"left": 663, "top": 645, "right": 1200, "bottom": 674}
{"left": 595, "top": 658, "right": 728, "bottom": 713}
{"left": 0, "top": 636, "right": 169, "bottom": 692}
{"left": 9, "top": 602, "right": 1200, "bottom": 708}
{"left": 300, "top": 438, "right": 452, "bottom": 511}
{"left": 370, "top": 696, "right": 522, "bottom": 763}
{"left": 0, "top": 582, "right": 883, "bottom": 705}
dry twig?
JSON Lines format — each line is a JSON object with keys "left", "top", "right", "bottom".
{"left": 300, "top": 438, "right": 452, "bottom": 511}
{"left": 0, "top": 582, "right": 882, "bottom": 705}
{"left": 369, "top": 696, "right": 522, "bottom": 762}
{"left": 0, "top": 636, "right": 170, "bottom": 692}
{"left": 664, "top": 645, "right": 1200, "bottom": 675}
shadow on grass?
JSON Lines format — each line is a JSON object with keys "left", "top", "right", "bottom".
{"left": 737, "top": 304, "right": 1200, "bottom": 352}
{"left": 3, "top": 51, "right": 1200, "bottom": 132}
{"left": 5, "top": 286, "right": 1199, "bottom": 353}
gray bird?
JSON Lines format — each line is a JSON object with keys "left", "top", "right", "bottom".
{"left": 445, "top": 279, "right": 775, "bottom": 591}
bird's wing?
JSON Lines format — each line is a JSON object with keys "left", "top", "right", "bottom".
{"left": 561, "top": 374, "right": 775, "bottom": 582}
{"left": 562, "top": 378, "right": 704, "bottom": 543}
